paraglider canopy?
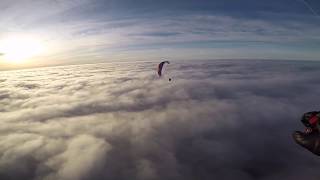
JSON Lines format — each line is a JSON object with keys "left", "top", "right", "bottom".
{"left": 158, "top": 61, "right": 170, "bottom": 77}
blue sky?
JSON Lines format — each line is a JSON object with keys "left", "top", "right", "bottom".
{"left": 0, "top": 0, "right": 320, "bottom": 67}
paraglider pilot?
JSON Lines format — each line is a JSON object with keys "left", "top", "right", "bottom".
{"left": 301, "top": 111, "right": 320, "bottom": 134}
{"left": 293, "top": 111, "right": 320, "bottom": 156}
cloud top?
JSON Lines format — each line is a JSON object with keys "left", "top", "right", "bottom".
{"left": 1, "top": 60, "right": 320, "bottom": 180}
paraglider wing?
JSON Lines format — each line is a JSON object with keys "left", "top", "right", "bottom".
{"left": 293, "top": 131, "right": 320, "bottom": 156}
{"left": 158, "top": 61, "right": 170, "bottom": 77}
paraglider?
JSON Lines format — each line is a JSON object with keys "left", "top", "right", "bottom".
{"left": 158, "top": 61, "right": 170, "bottom": 77}
{"left": 293, "top": 111, "right": 320, "bottom": 156}
{"left": 157, "top": 61, "right": 172, "bottom": 81}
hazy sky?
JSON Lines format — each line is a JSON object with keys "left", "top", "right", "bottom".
{"left": 0, "top": 0, "right": 320, "bottom": 68}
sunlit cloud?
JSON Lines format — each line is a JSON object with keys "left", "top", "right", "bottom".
{"left": 1, "top": 60, "right": 320, "bottom": 179}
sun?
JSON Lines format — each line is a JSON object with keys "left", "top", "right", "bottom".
{"left": 0, "top": 35, "right": 45, "bottom": 64}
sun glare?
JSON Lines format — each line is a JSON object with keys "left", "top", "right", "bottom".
{"left": 0, "top": 35, "right": 45, "bottom": 64}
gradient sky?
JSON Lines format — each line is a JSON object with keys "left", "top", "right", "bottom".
{"left": 0, "top": 0, "right": 320, "bottom": 68}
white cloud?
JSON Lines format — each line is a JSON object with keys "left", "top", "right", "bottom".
{"left": 0, "top": 60, "right": 320, "bottom": 180}
{"left": 45, "top": 135, "right": 111, "bottom": 180}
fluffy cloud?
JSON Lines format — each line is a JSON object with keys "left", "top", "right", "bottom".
{"left": 1, "top": 60, "right": 320, "bottom": 180}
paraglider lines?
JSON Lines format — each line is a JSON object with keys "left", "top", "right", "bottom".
{"left": 298, "top": 0, "right": 320, "bottom": 17}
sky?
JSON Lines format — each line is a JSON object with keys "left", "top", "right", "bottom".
{"left": 1, "top": 60, "right": 320, "bottom": 180}
{"left": 0, "top": 0, "right": 320, "bottom": 69}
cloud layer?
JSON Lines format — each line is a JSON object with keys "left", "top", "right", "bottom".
{"left": 1, "top": 60, "right": 320, "bottom": 180}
